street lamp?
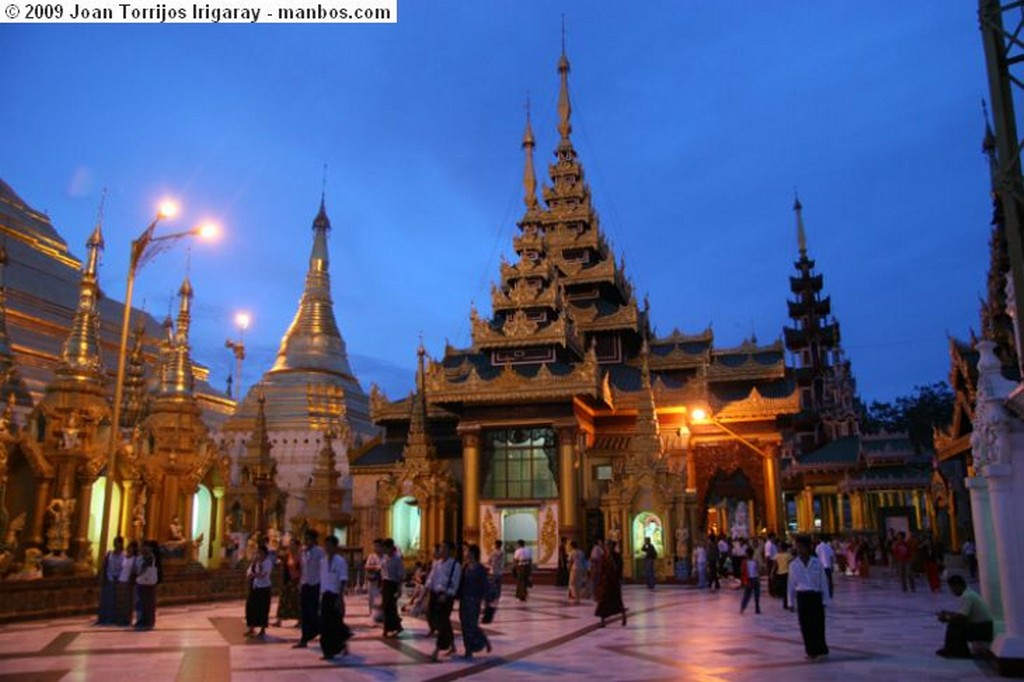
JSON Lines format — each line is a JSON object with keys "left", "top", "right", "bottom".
{"left": 96, "top": 202, "right": 219, "bottom": 569}
{"left": 225, "top": 312, "right": 249, "bottom": 400}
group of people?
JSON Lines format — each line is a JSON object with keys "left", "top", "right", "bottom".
{"left": 94, "top": 536, "right": 162, "bottom": 630}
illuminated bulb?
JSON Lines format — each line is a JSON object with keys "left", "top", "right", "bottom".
{"left": 690, "top": 407, "right": 708, "bottom": 422}
{"left": 197, "top": 222, "right": 219, "bottom": 240}
{"left": 158, "top": 200, "right": 179, "bottom": 218}
{"left": 235, "top": 312, "right": 251, "bottom": 330}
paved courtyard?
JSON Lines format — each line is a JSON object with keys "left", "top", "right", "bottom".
{"left": 0, "top": 573, "right": 998, "bottom": 681}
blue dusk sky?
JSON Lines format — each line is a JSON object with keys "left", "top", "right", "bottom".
{"left": 0, "top": 2, "right": 998, "bottom": 405}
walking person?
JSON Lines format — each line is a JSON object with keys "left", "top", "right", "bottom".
{"left": 739, "top": 546, "right": 761, "bottom": 614}
{"left": 788, "top": 536, "right": 830, "bottom": 660}
{"left": 275, "top": 537, "right": 301, "bottom": 627}
{"left": 962, "top": 538, "right": 977, "bottom": 580}
{"left": 588, "top": 538, "right": 605, "bottom": 600}
{"left": 318, "top": 535, "right": 352, "bottom": 660}
{"left": 294, "top": 529, "right": 325, "bottom": 649}
{"left": 459, "top": 544, "right": 492, "bottom": 659}
{"left": 775, "top": 541, "right": 793, "bottom": 610}
{"left": 555, "top": 537, "right": 569, "bottom": 588}
{"left": 513, "top": 539, "right": 533, "bottom": 602}
{"left": 365, "top": 538, "right": 384, "bottom": 622}
{"left": 595, "top": 539, "right": 627, "bottom": 627}
{"left": 96, "top": 536, "right": 124, "bottom": 625}
{"left": 381, "top": 538, "right": 405, "bottom": 638}
{"left": 642, "top": 537, "right": 657, "bottom": 590}
{"left": 245, "top": 543, "right": 274, "bottom": 639}
{"left": 426, "top": 541, "right": 461, "bottom": 662}
{"left": 764, "top": 533, "right": 778, "bottom": 596}
{"left": 892, "top": 532, "right": 915, "bottom": 592}
{"left": 707, "top": 535, "right": 721, "bottom": 591}
{"left": 483, "top": 540, "right": 503, "bottom": 624}
{"left": 567, "top": 540, "right": 586, "bottom": 604}
{"left": 695, "top": 540, "right": 708, "bottom": 589}
{"left": 815, "top": 535, "right": 835, "bottom": 599}
{"left": 114, "top": 540, "right": 137, "bottom": 626}
{"left": 134, "top": 540, "right": 161, "bottom": 630}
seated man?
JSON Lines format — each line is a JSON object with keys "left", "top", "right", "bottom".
{"left": 936, "top": 574, "right": 994, "bottom": 658}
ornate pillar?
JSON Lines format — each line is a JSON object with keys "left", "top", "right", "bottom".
{"left": 761, "top": 453, "right": 780, "bottom": 534}
{"left": 849, "top": 491, "right": 863, "bottom": 530}
{"left": 146, "top": 481, "right": 162, "bottom": 541}
{"left": 836, "top": 493, "right": 846, "bottom": 531}
{"left": 162, "top": 476, "right": 180, "bottom": 541}
{"left": 73, "top": 477, "right": 94, "bottom": 569}
{"left": 556, "top": 426, "right": 579, "bottom": 544}
{"left": 211, "top": 486, "right": 225, "bottom": 567}
{"left": 181, "top": 484, "right": 195, "bottom": 540}
{"left": 797, "top": 487, "right": 814, "bottom": 532}
{"left": 911, "top": 490, "right": 923, "bottom": 531}
{"left": 461, "top": 430, "right": 481, "bottom": 544}
{"left": 29, "top": 478, "right": 51, "bottom": 546}
{"left": 120, "top": 480, "right": 136, "bottom": 539}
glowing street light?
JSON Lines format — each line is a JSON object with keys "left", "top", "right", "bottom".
{"left": 97, "top": 200, "right": 221, "bottom": 569}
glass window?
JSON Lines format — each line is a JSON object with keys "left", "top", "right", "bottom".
{"left": 482, "top": 427, "right": 558, "bottom": 500}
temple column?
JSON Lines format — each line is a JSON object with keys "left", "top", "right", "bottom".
{"left": 120, "top": 480, "right": 136, "bottom": 539}
{"left": 849, "top": 491, "right": 863, "bottom": 530}
{"left": 912, "top": 490, "right": 923, "bottom": 530}
{"left": 211, "top": 486, "right": 225, "bottom": 567}
{"left": 29, "top": 478, "right": 51, "bottom": 546}
{"left": 162, "top": 476, "right": 180, "bottom": 541}
{"left": 797, "top": 487, "right": 814, "bottom": 532}
{"left": 181, "top": 484, "right": 195, "bottom": 540}
{"left": 762, "top": 453, "right": 780, "bottom": 534}
{"left": 461, "top": 430, "right": 481, "bottom": 544}
{"left": 557, "top": 426, "right": 579, "bottom": 544}
{"left": 984, "top": 468, "right": 1024, "bottom": 663}
{"left": 836, "top": 493, "right": 846, "bottom": 531}
{"left": 146, "top": 481, "right": 162, "bottom": 542}
{"left": 966, "top": 477, "right": 1004, "bottom": 630}
{"left": 73, "top": 477, "right": 94, "bottom": 568}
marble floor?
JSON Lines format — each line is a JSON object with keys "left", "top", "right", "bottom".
{"left": 0, "top": 572, "right": 998, "bottom": 681}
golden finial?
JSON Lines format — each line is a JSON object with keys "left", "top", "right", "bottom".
{"left": 793, "top": 189, "right": 807, "bottom": 257}
{"left": 523, "top": 94, "right": 538, "bottom": 209}
{"left": 85, "top": 189, "right": 106, "bottom": 278}
{"left": 557, "top": 17, "right": 572, "bottom": 141}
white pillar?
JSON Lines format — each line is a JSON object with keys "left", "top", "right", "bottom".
{"left": 986, "top": 468, "right": 1024, "bottom": 663}
{"left": 966, "top": 477, "right": 1004, "bottom": 629}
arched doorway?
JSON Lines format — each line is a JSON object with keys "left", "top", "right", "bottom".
{"left": 632, "top": 511, "right": 665, "bottom": 558}
{"left": 391, "top": 495, "right": 422, "bottom": 556}
{"left": 191, "top": 484, "right": 212, "bottom": 566}
{"left": 704, "top": 468, "right": 756, "bottom": 538}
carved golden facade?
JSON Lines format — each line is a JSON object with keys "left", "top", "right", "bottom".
{"left": 351, "top": 48, "right": 800, "bottom": 580}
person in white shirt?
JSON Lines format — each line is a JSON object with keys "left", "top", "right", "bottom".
{"left": 114, "top": 541, "right": 137, "bottom": 626}
{"left": 764, "top": 533, "right": 778, "bottom": 596}
{"left": 319, "top": 535, "right": 352, "bottom": 659}
{"left": 381, "top": 538, "right": 405, "bottom": 638}
{"left": 815, "top": 535, "right": 836, "bottom": 598}
{"left": 513, "top": 540, "right": 533, "bottom": 601}
{"left": 788, "top": 536, "right": 830, "bottom": 659}
{"left": 739, "top": 547, "right": 761, "bottom": 615}
{"left": 294, "top": 529, "right": 326, "bottom": 648}
{"left": 134, "top": 540, "right": 161, "bottom": 630}
{"left": 245, "top": 544, "right": 274, "bottom": 638}
{"left": 425, "top": 540, "right": 461, "bottom": 662}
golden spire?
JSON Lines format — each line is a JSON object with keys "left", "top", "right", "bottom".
{"left": 557, "top": 30, "right": 572, "bottom": 142}
{"left": 59, "top": 214, "right": 105, "bottom": 379}
{"left": 793, "top": 191, "right": 807, "bottom": 257}
{"left": 249, "top": 391, "right": 274, "bottom": 469}
{"left": 634, "top": 338, "right": 660, "bottom": 457}
{"left": 120, "top": 315, "right": 149, "bottom": 427}
{"left": 270, "top": 196, "right": 353, "bottom": 376}
{"left": 158, "top": 275, "right": 195, "bottom": 398}
{"left": 404, "top": 342, "right": 435, "bottom": 460}
{"left": 523, "top": 96, "right": 538, "bottom": 209}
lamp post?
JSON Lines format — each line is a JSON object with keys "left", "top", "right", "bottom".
{"left": 225, "top": 312, "right": 249, "bottom": 400}
{"left": 96, "top": 202, "right": 218, "bottom": 569}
